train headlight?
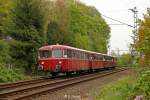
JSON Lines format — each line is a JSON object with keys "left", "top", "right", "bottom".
{"left": 58, "top": 61, "right": 62, "bottom": 64}
{"left": 41, "top": 62, "right": 44, "bottom": 64}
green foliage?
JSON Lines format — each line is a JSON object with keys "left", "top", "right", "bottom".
{"left": 0, "top": 66, "right": 30, "bottom": 83}
{"left": 131, "top": 68, "right": 150, "bottom": 99}
{"left": 137, "top": 8, "right": 150, "bottom": 66}
{"left": 96, "top": 77, "right": 136, "bottom": 100}
{"left": 6, "top": 0, "right": 46, "bottom": 73}
{"left": 46, "top": 0, "right": 71, "bottom": 45}
{"left": 96, "top": 68, "right": 150, "bottom": 100}
{"left": 47, "top": 0, "right": 110, "bottom": 53}
{"left": 67, "top": 1, "right": 110, "bottom": 53}
{"left": 74, "top": 33, "right": 89, "bottom": 49}
{"left": 117, "top": 53, "right": 133, "bottom": 67}
{"left": 0, "top": 40, "right": 11, "bottom": 64}
{"left": 0, "top": 0, "right": 13, "bottom": 38}
{"left": 47, "top": 21, "right": 71, "bottom": 45}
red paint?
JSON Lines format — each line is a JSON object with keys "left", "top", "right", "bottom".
{"left": 38, "top": 45, "right": 116, "bottom": 73}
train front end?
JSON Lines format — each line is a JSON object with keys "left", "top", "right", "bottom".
{"left": 38, "top": 45, "right": 68, "bottom": 75}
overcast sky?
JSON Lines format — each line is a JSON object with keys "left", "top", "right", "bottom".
{"left": 80, "top": 0, "right": 150, "bottom": 54}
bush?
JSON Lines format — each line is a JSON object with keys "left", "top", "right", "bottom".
{"left": 0, "top": 66, "right": 30, "bottom": 83}
{"left": 0, "top": 40, "right": 11, "bottom": 63}
{"left": 96, "top": 77, "right": 136, "bottom": 100}
{"left": 117, "top": 53, "right": 132, "bottom": 67}
{"left": 96, "top": 68, "right": 150, "bottom": 100}
{"left": 130, "top": 68, "right": 150, "bottom": 99}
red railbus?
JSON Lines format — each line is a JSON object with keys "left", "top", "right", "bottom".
{"left": 38, "top": 45, "right": 116, "bottom": 76}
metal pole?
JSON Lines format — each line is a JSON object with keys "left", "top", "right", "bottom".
{"left": 129, "top": 7, "right": 138, "bottom": 56}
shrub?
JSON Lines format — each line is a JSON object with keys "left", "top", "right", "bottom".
{"left": 0, "top": 40, "right": 11, "bottom": 64}
{"left": 96, "top": 77, "right": 136, "bottom": 100}
{"left": 0, "top": 66, "right": 30, "bottom": 83}
{"left": 96, "top": 68, "right": 150, "bottom": 100}
{"left": 131, "top": 68, "right": 150, "bottom": 99}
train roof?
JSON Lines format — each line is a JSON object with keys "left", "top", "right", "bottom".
{"left": 39, "top": 45, "right": 115, "bottom": 58}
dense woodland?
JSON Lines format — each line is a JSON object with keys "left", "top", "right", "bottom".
{"left": 0, "top": 0, "right": 110, "bottom": 73}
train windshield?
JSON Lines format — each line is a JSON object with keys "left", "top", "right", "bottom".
{"left": 39, "top": 50, "right": 51, "bottom": 59}
{"left": 52, "top": 49, "right": 63, "bottom": 58}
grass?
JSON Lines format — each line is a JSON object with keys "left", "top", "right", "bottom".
{"left": 96, "top": 67, "right": 150, "bottom": 100}
{"left": 96, "top": 76, "right": 136, "bottom": 100}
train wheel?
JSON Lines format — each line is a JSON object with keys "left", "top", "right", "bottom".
{"left": 51, "top": 72, "right": 58, "bottom": 77}
{"left": 76, "top": 71, "right": 81, "bottom": 75}
{"left": 88, "top": 69, "right": 93, "bottom": 73}
{"left": 66, "top": 72, "right": 71, "bottom": 76}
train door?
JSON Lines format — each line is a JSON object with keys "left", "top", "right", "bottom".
{"left": 88, "top": 54, "right": 92, "bottom": 71}
{"left": 67, "top": 49, "right": 72, "bottom": 72}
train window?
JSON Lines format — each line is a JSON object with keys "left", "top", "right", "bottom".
{"left": 74, "top": 51, "right": 76, "bottom": 58}
{"left": 80, "top": 52, "right": 82, "bottom": 59}
{"left": 83, "top": 53, "right": 85, "bottom": 59}
{"left": 89, "top": 54, "right": 92, "bottom": 60}
{"left": 81, "top": 52, "right": 83, "bottom": 59}
{"left": 105, "top": 56, "right": 108, "bottom": 60}
{"left": 39, "top": 50, "right": 51, "bottom": 59}
{"left": 85, "top": 53, "right": 88, "bottom": 60}
{"left": 73, "top": 51, "right": 75, "bottom": 58}
{"left": 103, "top": 56, "right": 106, "bottom": 61}
{"left": 92, "top": 55, "right": 95, "bottom": 60}
{"left": 63, "top": 49, "right": 67, "bottom": 58}
{"left": 79, "top": 52, "right": 81, "bottom": 59}
{"left": 84, "top": 53, "right": 86, "bottom": 59}
{"left": 95, "top": 55, "right": 97, "bottom": 60}
{"left": 105, "top": 56, "right": 112, "bottom": 60}
{"left": 67, "top": 50, "right": 72, "bottom": 58}
{"left": 99, "top": 55, "right": 103, "bottom": 60}
{"left": 71, "top": 51, "right": 73, "bottom": 58}
{"left": 52, "top": 49, "right": 63, "bottom": 58}
{"left": 75, "top": 51, "right": 78, "bottom": 59}
{"left": 80, "top": 52, "right": 83, "bottom": 59}
{"left": 109, "top": 57, "right": 112, "bottom": 60}
{"left": 77, "top": 51, "right": 79, "bottom": 59}
{"left": 82, "top": 52, "right": 84, "bottom": 59}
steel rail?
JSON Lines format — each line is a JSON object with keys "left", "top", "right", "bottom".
{"left": 0, "top": 77, "right": 50, "bottom": 90}
{"left": 0, "top": 68, "right": 127, "bottom": 100}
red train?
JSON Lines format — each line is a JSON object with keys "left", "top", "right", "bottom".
{"left": 38, "top": 45, "right": 117, "bottom": 76}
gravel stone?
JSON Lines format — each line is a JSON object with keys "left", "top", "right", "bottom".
{"left": 32, "top": 69, "right": 136, "bottom": 100}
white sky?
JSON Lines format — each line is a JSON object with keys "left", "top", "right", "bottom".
{"left": 80, "top": 0, "right": 150, "bottom": 54}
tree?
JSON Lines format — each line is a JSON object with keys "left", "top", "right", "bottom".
{"left": 68, "top": 0, "right": 110, "bottom": 53}
{"left": 47, "top": 0, "right": 71, "bottom": 45}
{"left": 46, "top": 0, "right": 110, "bottom": 53}
{"left": 137, "top": 8, "right": 150, "bottom": 66}
{"left": 117, "top": 53, "right": 132, "bottom": 67}
{"left": 0, "top": 0, "right": 13, "bottom": 38}
{"left": 2, "top": 0, "right": 110, "bottom": 73}
{"left": 7, "top": 0, "right": 46, "bottom": 73}
{"left": 0, "top": 40, "right": 11, "bottom": 65}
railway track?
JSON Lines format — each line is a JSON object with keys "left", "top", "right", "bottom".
{"left": 0, "top": 68, "right": 127, "bottom": 100}
{"left": 0, "top": 75, "right": 66, "bottom": 91}
{"left": 0, "top": 77, "right": 51, "bottom": 90}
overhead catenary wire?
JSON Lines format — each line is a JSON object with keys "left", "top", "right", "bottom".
{"left": 101, "top": 14, "right": 134, "bottom": 28}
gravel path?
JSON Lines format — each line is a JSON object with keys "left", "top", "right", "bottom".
{"left": 32, "top": 69, "right": 136, "bottom": 100}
